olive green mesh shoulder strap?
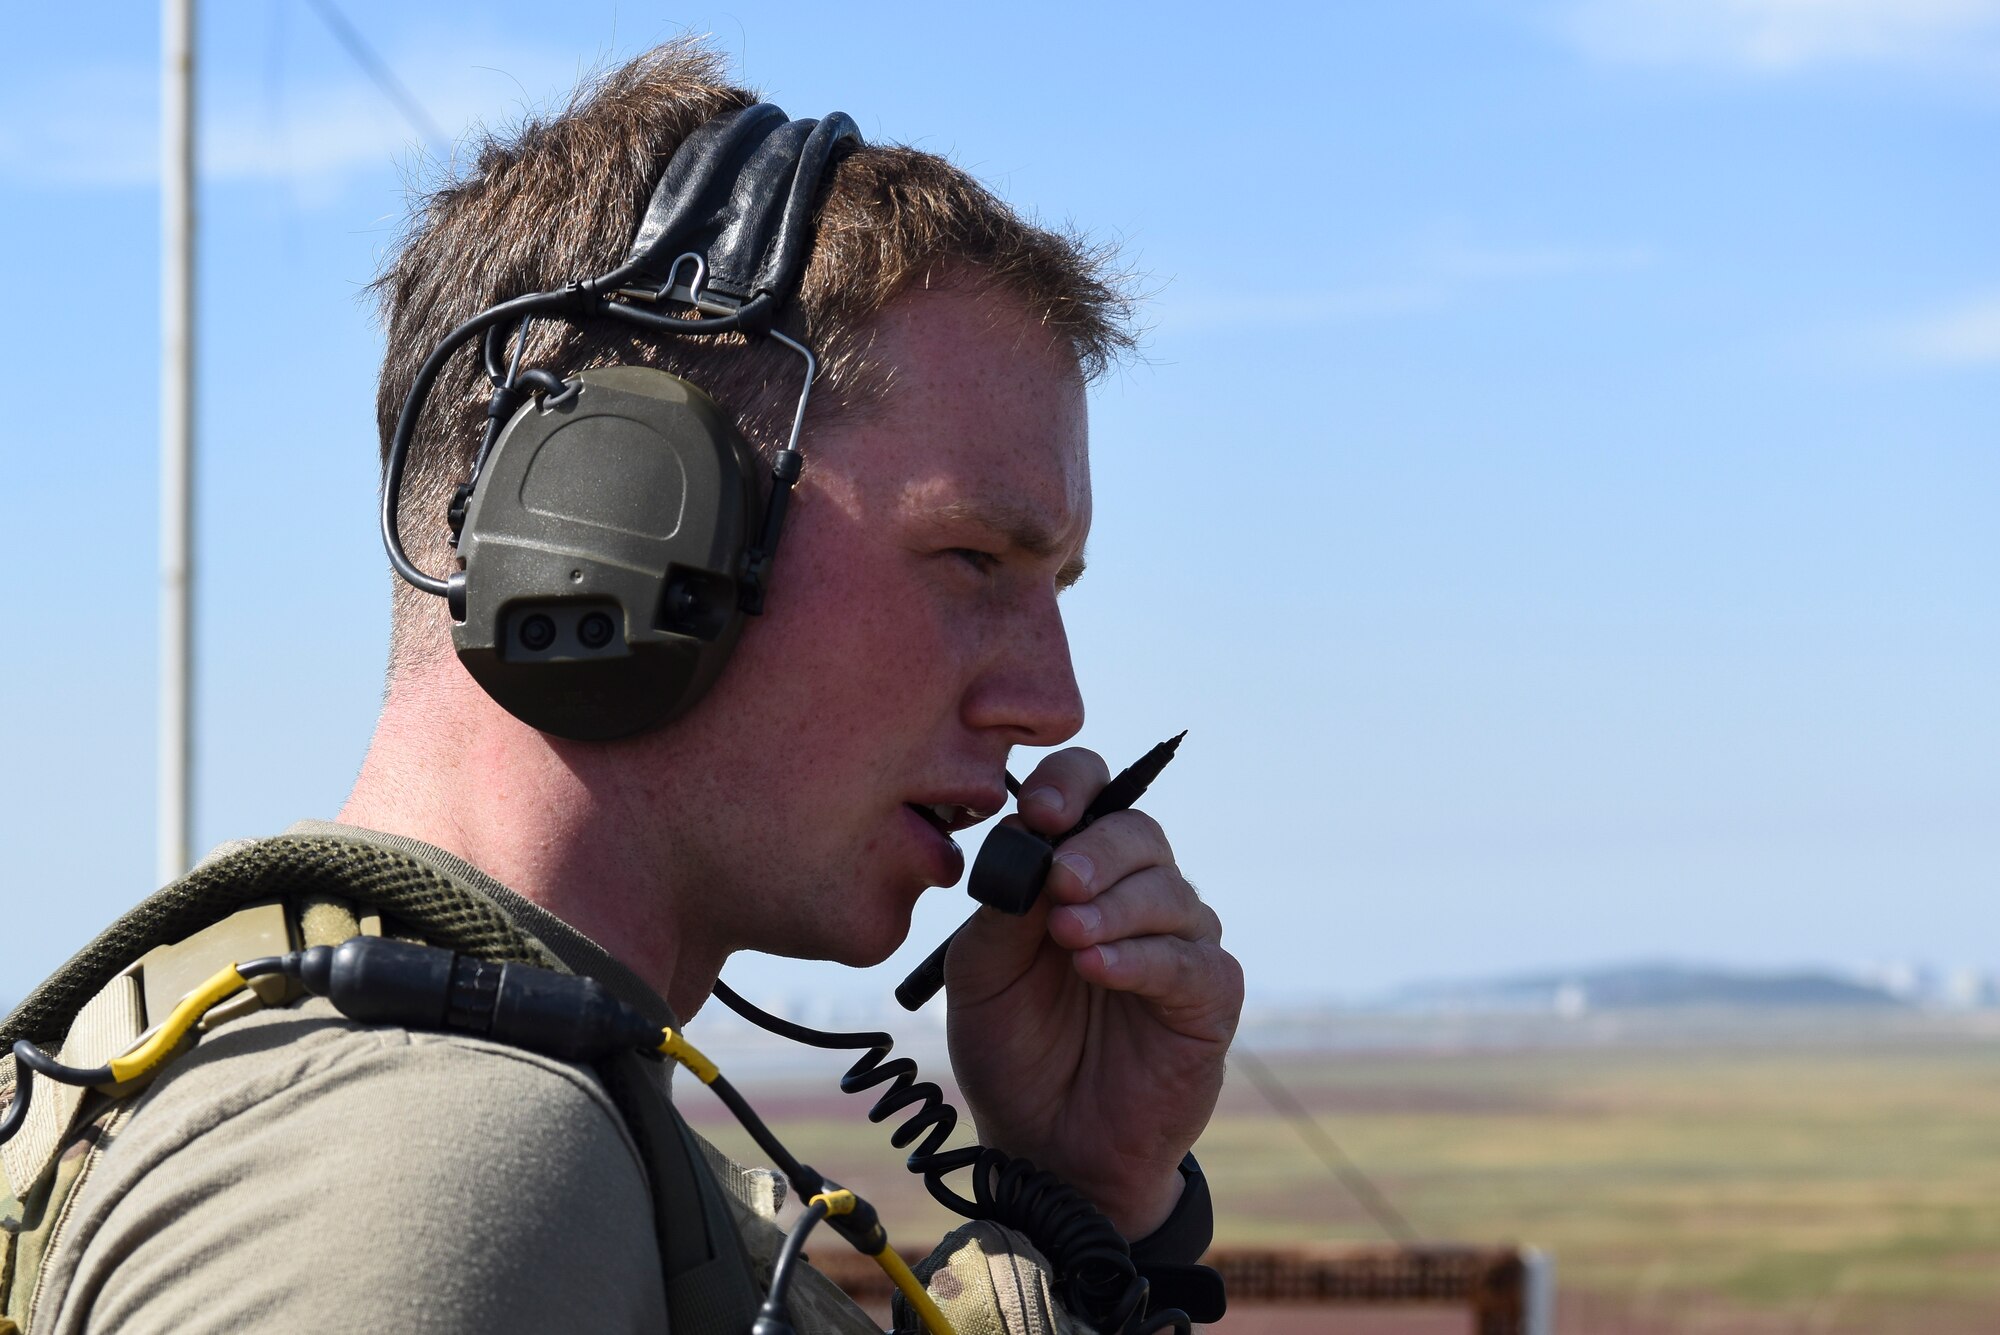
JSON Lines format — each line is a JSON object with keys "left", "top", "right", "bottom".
{"left": 1, "top": 836, "right": 554, "bottom": 1050}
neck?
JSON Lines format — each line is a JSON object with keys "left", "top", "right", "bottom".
{"left": 337, "top": 657, "right": 725, "bottom": 1018}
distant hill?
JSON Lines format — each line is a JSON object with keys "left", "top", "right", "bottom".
{"left": 1391, "top": 962, "right": 1904, "bottom": 1013}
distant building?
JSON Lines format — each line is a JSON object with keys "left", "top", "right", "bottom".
{"left": 1855, "top": 961, "right": 1998, "bottom": 1010}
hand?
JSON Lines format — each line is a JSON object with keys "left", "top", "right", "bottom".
{"left": 943, "top": 747, "right": 1243, "bottom": 1239}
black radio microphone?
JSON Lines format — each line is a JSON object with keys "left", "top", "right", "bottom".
{"left": 894, "top": 732, "right": 1185, "bottom": 1011}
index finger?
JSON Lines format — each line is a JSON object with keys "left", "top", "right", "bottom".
{"left": 1014, "top": 747, "right": 1111, "bottom": 837}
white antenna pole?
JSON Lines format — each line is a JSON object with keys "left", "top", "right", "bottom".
{"left": 159, "top": 0, "right": 196, "bottom": 884}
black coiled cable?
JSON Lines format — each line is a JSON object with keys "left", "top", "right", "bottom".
{"left": 709, "top": 981, "right": 1188, "bottom": 1334}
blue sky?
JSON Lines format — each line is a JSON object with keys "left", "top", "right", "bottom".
{"left": 3, "top": 1, "right": 1994, "bottom": 1006}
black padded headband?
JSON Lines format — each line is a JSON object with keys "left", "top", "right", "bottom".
{"left": 616, "top": 104, "right": 861, "bottom": 332}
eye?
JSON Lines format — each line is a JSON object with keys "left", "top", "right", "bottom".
{"left": 945, "top": 548, "right": 1000, "bottom": 576}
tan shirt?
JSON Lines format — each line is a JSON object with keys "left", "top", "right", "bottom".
{"left": 32, "top": 824, "right": 877, "bottom": 1335}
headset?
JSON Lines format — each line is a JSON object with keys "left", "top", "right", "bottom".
{"left": 380, "top": 102, "right": 858, "bottom": 740}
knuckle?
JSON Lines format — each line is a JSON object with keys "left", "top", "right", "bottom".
{"left": 1047, "top": 746, "right": 1109, "bottom": 783}
{"left": 1059, "top": 823, "right": 1113, "bottom": 869}
{"left": 1173, "top": 939, "right": 1209, "bottom": 988}
{"left": 1109, "top": 862, "right": 1174, "bottom": 908}
{"left": 1125, "top": 808, "right": 1166, "bottom": 845}
{"left": 1217, "top": 947, "right": 1246, "bottom": 1004}
{"left": 1099, "top": 808, "right": 1169, "bottom": 859}
{"left": 1124, "top": 868, "right": 1180, "bottom": 931}
{"left": 1024, "top": 748, "right": 1112, "bottom": 815}
{"left": 1094, "top": 867, "right": 1197, "bottom": 941}
{"left": 1088, "top": 900, "right": 1123, "bottom": 940}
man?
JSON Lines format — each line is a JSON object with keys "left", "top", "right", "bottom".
{"left": 5, "top": 41, "right": 1241, "bottom": 1334}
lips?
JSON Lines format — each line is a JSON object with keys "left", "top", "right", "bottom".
{"left": 899, "top": 788, "right": 1003, "bottom": 887}
{"left": 906, "top": 801, "right": 994, "bottom": 836}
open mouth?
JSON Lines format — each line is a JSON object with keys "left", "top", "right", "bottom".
{"left": 906, "top": 802, "right": 989, "bottom": 838}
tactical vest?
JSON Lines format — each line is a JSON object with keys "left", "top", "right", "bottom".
{"left": 0, "top": 836, "right": 782, "bottom": 1335}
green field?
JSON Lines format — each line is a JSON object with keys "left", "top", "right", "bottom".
{"left": 684, "top": 1013, "right": 2000, "bottom": 1333}
{"left": 1212, "top": 1022, "right": 2000, "bottom": 1332}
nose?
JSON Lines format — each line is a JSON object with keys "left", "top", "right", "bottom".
{"left": 962, "top": 592, "right": 1085, "bottom": 747}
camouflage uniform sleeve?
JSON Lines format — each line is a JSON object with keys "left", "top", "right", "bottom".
{"left": 893, "top": 1222, "right": 1096, "bottom": 1335}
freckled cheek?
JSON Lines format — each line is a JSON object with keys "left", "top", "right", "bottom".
{"left": 783, "top": 559, "right": 890, "bottom": 652}
{"left": 810, "top": 568, "right": 968, "bottom": 675}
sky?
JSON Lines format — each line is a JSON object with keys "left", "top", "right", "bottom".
{"left": 2, "top": 0, "right": 1994, "bottom": 1009}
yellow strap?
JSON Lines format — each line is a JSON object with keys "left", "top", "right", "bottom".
{"left": 877, "top": 1245, "right": 955, "bottom": 1335}
{"left": 655, "top": 1028, "right": 720, "bottom": 1085}
{"left": 105, "top": 966, "right": 248, "bottom": 1086}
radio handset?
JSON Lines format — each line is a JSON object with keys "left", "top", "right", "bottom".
{"left": 894, "top": 732, "right": 1185, "bottom": 1010}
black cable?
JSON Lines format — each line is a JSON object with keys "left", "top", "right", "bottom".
{"left": 705, "top": 1073, "right": 823, "bottom": 1203}
{"left": 382, "top": 290, "right": 572, "bottom": 598}
{"left": 0, "top": 1052, "right": 30, "bottom": 1143}
{"left": 460, "top": 322, "right": 549, "bottom": 511}
{"left": 709, "top": 980, "right": 1183, "bottom": 1334}
{"left": 1228, "top": 1047, "right": 1421, "bottom": 1247}
{"left": 758, "top": 1196, "right": 832, "bottom": 1333}
{"left": 15, "top": 1040, "right": 112, "bottom": 1089}
{"left": 481, "top": 320, "right": 513, "bottom": 384}
{"left": 1134, "top": 1303, "right": 1193, "bottom": 1334}
{"left": 3, "top": 1038, "right": 112, "bottom": 1146}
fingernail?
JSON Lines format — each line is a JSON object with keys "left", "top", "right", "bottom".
{"left": 1065, "top": 903, "right": 1101, "bottom": 936}
{"left": 1054, "top": 851, "right": 1095, "bottom": 891}
{"left": 1093, "top": 943, "right": 1120, "bottom": 970}
{"left": 1022, "top": 785, "right": 1064, "bottom": 812}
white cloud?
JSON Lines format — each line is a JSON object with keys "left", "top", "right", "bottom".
{"left": 1889, "top": 293, "right": 2000, "bottom": 366}
{"left": 0, "top": 42, "right": 598, "bottom": 196}
{"left": 1560, "top": 0, "right": 2000, "bottom": 74}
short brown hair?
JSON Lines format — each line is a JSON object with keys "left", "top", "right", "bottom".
{"left": 374, "top": 39, "right": 1133, "bottom": 675}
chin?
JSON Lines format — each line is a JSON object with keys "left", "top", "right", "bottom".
{"left": 749, "top": 864, "right": 930, "bottom": 968}
{"left": 823, "top": 915, "right": 914, "bottom": 970}
{"left": 782, "top": 896, "right": 919, "bottom": 971}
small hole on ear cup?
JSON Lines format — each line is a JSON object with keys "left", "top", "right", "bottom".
{"left": 578, "top": 612, "right": 616, "bottom": 650}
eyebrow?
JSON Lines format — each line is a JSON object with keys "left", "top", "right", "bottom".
{"left": 931, "top": 499, "right": 1088, "bottom": 589}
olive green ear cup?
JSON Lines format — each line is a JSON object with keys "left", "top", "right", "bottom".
{"left": 450, "top": 366, "right": 762, "bottom": 740}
